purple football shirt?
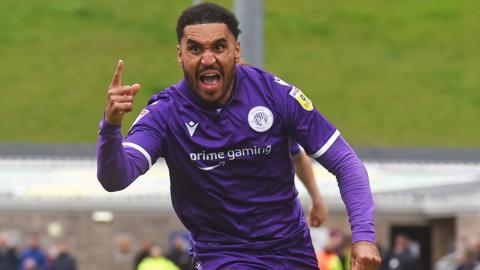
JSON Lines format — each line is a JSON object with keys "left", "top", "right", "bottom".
{"left": 97, "top": 64, "right": 376, "bottom": 254}
{"left": 289, "top": 140, "right": 301, "bottom": 156}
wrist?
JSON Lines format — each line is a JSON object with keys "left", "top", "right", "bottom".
{"left": 99, "top": 114, "right": 122, "bottom": 135}
{"left": 311, "top": 196, "right": 323, "bottom": 206}
{"left": 104, "top": 113, "right": 122, "bottom": 126}
{"left": 352, "top": 231, "right": 377, "bottom": 244}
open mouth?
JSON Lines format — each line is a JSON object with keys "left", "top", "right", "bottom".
{"left": 199, "top": 72, "right": 221, "bottom": 87}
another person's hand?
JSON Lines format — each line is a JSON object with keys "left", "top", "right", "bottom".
{"left": 350, "top": 241, "right": 381, "bottom": 270}
{"left": 308, "top": 200, "right": 328, "bottom": 227}
{"left": 105, "top": 60, "right": 141, "bottom": 125}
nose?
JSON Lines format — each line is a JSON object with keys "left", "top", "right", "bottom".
{"left": 201, "top": 51, "right": 216, "bottom": 66}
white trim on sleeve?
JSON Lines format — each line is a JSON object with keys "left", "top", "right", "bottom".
{"left": 122, "top": 142, "right": 153, "bottom": 169}
{"left": 309, "top": 130, "right": 341, "bottom": 159}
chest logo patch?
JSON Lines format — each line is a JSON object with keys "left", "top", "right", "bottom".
{"left": 185, "top": 121, "right": 199, "bottom": 137}
{"left": 248, "top": 106, "right": 274, "bottom": 132}
{"left": 289, "top": 86, "right": 313, "bottom": 111}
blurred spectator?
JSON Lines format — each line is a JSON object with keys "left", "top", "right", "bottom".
{"left": 436, "top": 251, "right": 460, "bottom": 270}
{"left": 46, "top": 245, "right": 58, "bottom": 268}
{"left": 23, "top": 258, "right": 38, "bottom": 270}
{"left": 137, "top": 245, "right": 179, "bottom": 270}
{"left": 50, "top": 241, "right": 76, "bottom": 270}
{"left": 456, "top": 247, "right": 475, "bottom": 270}
{"left": 409, "top": 240, "right": 421, "bottom": 259}
{"left": 472, "top": 240, "right": 480, "bottom": 264}
{"left": 134, "top": 240, "right": 154, "bottom": 270}
{"left": 19, "top": 235, "right": 47, "bottom": 270}
{"left": 381, "top": 234, "right": 423, "bottom": 270}
{"left": 339, "top": 235, "right": 353, "bottom": 270}
{"left": 317, "top": 229, "right": 345, "bottom": 270}
{"left": 166, "top": 235, "right": 193, "bottom": 270}
{"left": 436, "top": 237, "right": 472, "bottom": 270}
{"left": 377, "top": 243, "right": 386, "bottom": 263}
{"left": 0, "top": 233, "right": 18, "bottom": 270}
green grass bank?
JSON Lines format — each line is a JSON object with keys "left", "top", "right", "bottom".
{"left": 0, "top": 0, "right": 478, "bottom": 146}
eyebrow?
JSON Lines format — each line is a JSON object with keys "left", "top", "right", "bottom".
{"left": 186, "top": 37, "right": 228, "bottom": 46}
{"left": 186, "top": 39, "right": 200, "bottom": 46}
{"left": 213, "top": 38, "right": 228, "bottom": 44}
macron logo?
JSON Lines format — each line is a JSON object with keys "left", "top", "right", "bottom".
{"left": 185, "top": 121, "right": 199, "bottom": 137}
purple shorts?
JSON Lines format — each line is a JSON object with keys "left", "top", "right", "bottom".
{"left": 191, "top": 230, "right": 319, "bottom": 270}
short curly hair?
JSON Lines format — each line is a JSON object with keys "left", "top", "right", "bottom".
{"left": 176, "top": 3, "right": 241, "bottom": 42}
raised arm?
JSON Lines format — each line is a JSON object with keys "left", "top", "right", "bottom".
{"left": 96, "top": 60, "right": 145, "bottom": 192}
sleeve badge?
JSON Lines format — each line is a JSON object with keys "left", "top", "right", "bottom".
{"left": 289, "top": 86, "right": 314, "bottom": 111}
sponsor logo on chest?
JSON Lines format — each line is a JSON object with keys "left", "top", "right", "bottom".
{"left": 183, "top": 106, "right": 274, "bottom": 171}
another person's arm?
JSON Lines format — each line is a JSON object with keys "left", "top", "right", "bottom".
{"left": 291, "top": 146, "right": 328, "bottom": 227}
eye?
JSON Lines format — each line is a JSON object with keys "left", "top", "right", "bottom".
{"left": 188, "top": 45, "right": 201, "bottom": 54}
{"left": 214, "top": 44, "right": 225, "bottom": 52}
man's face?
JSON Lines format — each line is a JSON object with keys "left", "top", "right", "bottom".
{"left": 177, "top": 23, "right": 241, "bottom": 104}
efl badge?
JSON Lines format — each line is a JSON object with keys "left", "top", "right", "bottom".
{"left": 289, "top": 86, "right": 313, "bottom": 111}
{"left": 248, "top": 106, "right": 274, "bottom": 132}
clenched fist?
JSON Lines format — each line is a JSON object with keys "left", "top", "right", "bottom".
{"left": 351, "top": 241, "right": 382, "bottom": 270}
{"left": 105, "top": 60, "right": 141, "bottom": 125}
{"left": 308, "top": 200, "right": 328, "bottom": 227}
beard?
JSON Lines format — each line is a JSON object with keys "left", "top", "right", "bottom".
{"left": 182, "top": 57, "right": 236, "bottom": 105}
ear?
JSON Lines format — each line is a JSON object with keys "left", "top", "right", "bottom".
{"left": 234, "top": 41, "right": 241, "bottom": 63}
{"left": 177, "top": 44, "right": 183, "bottom": 65}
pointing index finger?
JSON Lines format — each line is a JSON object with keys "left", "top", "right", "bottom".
{"left": 110, "top": 59, "right": 124, "bottom": 88}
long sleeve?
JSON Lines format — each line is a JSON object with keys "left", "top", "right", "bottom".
{"left": 96, "top": 117, "right": 151, "bottom": 192}
{"left": 315, "top": 135, "right": 376, "bottom": 244}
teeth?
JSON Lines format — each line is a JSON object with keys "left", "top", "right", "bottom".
{"left": 200, "top": 73, "right": 220, "bottom": 85}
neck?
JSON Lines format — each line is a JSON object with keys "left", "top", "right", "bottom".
{"left": 216, "top": 78, "right": 235, "bottom": 105}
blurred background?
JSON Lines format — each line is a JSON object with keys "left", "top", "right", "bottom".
{"left": 0, "top": 0, "right": 479, "bottom": 269}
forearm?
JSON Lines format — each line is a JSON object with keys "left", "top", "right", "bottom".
{"left": 293, "top": 153, "right": 323, "bottom": 205}
{"left": 315, "top": 136, "right": 376, "bottom": 243}
{"left": 96, "top": 118, "right": 145, "bottom": 191}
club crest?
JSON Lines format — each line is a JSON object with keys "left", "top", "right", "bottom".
{"left": 248, "top": 106, "right": 274, "bottom": 132}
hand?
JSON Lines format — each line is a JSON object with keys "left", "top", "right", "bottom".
{"left": 105, "top": 60, "right": 141, "bottom": 125}
{"left": 308, "top": 200, "right": 328, "bottom": 227}
{"left": 351, "top": 241, "right": 381, "bottom": 270}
